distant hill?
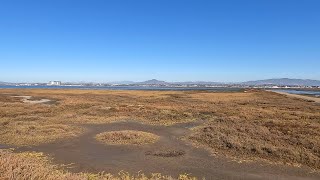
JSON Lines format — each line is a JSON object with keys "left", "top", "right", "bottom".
{"left": 108, "top": 81, "right": 136, "bottom": 85}
{"left": 0, "top": 81, "right": 10, "bottom": 85}
{"left": 137, "top": 79, "right": 169, "bottom": 85}
{"left": 173, "top": 81, "right": 223, "bottom": 85}
{"left": 243, "top": 78, "right": 320, "bottom": 86}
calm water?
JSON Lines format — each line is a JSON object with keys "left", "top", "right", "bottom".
{"left": 0, "top": 85, "right": 243, "bottom": 92}
{"left": 272, "top": 89, "right": 320, "bottom": 97}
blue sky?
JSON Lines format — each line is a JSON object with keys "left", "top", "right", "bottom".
{"left": 0, "top": 0, "right": 319, "bottom": 83}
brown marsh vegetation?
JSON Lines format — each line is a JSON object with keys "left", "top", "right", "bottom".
{"left": 0, "top": 88, "right": 320, "bottom": 178}
{"left": 188, "top": 91, "right": 320, "bottom": 169}
{"left": 0, "top": 149, "right": 195, "bottom": 180}
{"left": 96, "top": 130, "right": 159, "bottom": 145}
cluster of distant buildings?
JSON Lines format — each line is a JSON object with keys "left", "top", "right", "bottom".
{"left": 250, "top": 85, "right": 320, "bottom": 89}
{"left": 48, "top": 81, "right": 62, "bottom": 86}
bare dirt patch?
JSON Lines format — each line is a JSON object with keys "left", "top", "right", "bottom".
{"left": 96, "top": 130, "right": 159, "bottom": 145}
{"left": 12, "top": 95, "right": 56, "bottom": 104}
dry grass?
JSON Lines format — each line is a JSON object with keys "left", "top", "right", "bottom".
{"left": 0, "top": 149, "right": 196, "bottom": 180}
{"left": 96, "top": 130, "right": 159, "bottom": 145}
{"left": 0, "top": 89, "right": 234, "bottom": 126}
{"left": 188, "top": 91, "right": 320, "bottom": 169}
{"left": 0, "top": 120, "right": 83, "bottom": 146}
{"left": 0, "top": 89, "right": 320, "bottom": 170}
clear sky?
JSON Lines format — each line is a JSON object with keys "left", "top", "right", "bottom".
{"left": 1, "top": 0, "right": 319, "bottom": 83}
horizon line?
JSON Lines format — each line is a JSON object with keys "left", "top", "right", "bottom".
{"left": 2, "top": 77, "right": 320, "bottom": 84}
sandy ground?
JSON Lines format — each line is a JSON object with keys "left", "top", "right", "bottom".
{"left": 12, "top": 95, "right": 54, "bottom": 104}
{"left": 270, "top": 91, "right": 320, "bottom": 103}
{"left": 15, "top": 120, "right": 320, "bottom": 180}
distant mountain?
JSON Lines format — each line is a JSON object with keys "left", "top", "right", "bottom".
{"left": 108, "top": 81, "right": 136, "bottom": 85}
{"left": 173, "top": 81, "right": 223, "bottom": 85}
{"left": 243, "top": 78, "right": 320, "bottom": 86}
{"left": 137, "top": 79, "right": 169, "bottom": 85}
{"left": 0, "top": 81, "right": 10, "bottom": 85}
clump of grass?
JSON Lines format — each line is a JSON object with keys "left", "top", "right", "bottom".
{"left": 95, "top": 130, "right": 160, "bottom": 145}
{"left": 0, "top": 149, "right": 196, "bottom": 180}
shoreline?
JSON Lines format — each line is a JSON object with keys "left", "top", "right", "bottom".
{"left": 270, "top": 90, "right": 320, "bottom": 103}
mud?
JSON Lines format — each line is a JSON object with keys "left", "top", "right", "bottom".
{"left": 14, "top": 120, "right": 320, "bottom": 179}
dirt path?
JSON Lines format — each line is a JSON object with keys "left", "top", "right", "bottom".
{"left": 15, "top": 120, "right": 320, "bottom": 180}
{"left": 270, "top": 91, "right": 320, "bottom": 103}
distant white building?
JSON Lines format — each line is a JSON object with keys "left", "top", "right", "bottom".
{"left": 48, "top": 81, "right": 62, "bottom": 86}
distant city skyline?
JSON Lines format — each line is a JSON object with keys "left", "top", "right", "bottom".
{"left": 1, "top": 0, "right": 320, "bottom": 82}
